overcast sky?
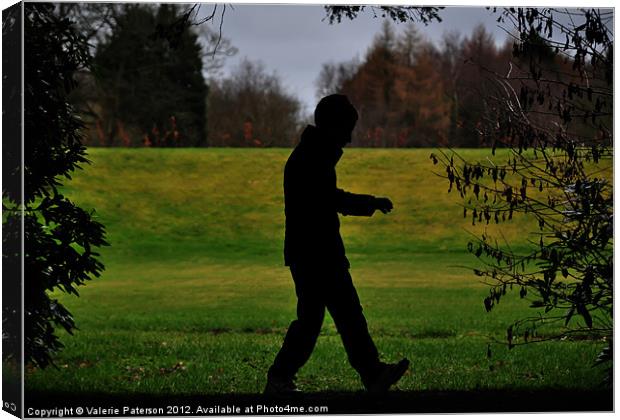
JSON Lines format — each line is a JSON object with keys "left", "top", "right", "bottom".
{"left": 197, "top": 5, "right": 512, "bottom": 115}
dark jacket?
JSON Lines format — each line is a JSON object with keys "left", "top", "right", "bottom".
{"left": 283, "top": 125, "right": 376, "bottom": 268}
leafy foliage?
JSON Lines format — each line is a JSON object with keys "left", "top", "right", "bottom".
{"left": 3, "top": 5, "right": 23, "bottom": 368}
{"left": 2, "top": 3, "right": 108, "bottom": 368}
{"left": 324, "top": 5, "right": 443, "bottom": 25}
{"left": 431, "top": 7, "right": 612, "bottom": 383}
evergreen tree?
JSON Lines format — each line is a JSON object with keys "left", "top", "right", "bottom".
{"left": 397, "top": 23, "right": 423, "bottom": 66}
{"left": 456, "top": 25, "right": 501, "bottom": 147}
{"left": 331, "top": 21, "right": 450, "bottom": 147}
{"left": 93, "top": 4, "right": 207, "bottom": 147}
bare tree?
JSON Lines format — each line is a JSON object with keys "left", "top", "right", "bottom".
{"left": 207, "top": 59, "right": 302, "bottom": 147}
{"left": 315, "top": 58, "right": 360, "bottom": 100}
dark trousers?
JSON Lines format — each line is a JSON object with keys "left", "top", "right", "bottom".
{"left": 269, "top": 264, "right": 381, "bottom": 381}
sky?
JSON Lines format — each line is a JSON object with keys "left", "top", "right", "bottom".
{"left": 197, "top": 5, "right": 513, "bottom": 115}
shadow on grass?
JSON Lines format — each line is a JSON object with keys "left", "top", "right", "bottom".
{"left": 27, "top": 388, "right": 612, "bottom": 415}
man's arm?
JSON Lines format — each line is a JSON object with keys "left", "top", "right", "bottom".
{"left": 335, "top": 188, "right": 393, "bottom": 216}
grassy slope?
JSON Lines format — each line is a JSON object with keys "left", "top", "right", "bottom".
{"left": 26, "top": 148, "right": 606, "bottom": 394}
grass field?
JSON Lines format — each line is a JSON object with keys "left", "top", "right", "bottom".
{"left": 25, "top": 148, "right": 608, "bottom": 397}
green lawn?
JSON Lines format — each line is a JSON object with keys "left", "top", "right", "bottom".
{"left": 25, "top": 148, "right": 608, "bottom": 395}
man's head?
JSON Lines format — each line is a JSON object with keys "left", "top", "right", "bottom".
{"left": 314, "top": 94, "right": 358, "bottom": 147}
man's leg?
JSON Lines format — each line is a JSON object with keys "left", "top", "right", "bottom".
{"left": 324, "top": 267, "right": 381, "bottom": 381}
{"left": 268, "top": 265, "right": 325, "bottom": 381}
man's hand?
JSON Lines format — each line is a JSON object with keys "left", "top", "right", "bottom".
{"left": 374, "top": 197, "right": 393, "bottom": 214}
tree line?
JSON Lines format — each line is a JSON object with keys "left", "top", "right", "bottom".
{"left": 69, "top": 3, "right": 301, "bottom": 148}
{"left": 71, "top": 5, "right": 601, "bottom": 148}
{"left": 318, "top": 19, "right": 608, "bottom": 148}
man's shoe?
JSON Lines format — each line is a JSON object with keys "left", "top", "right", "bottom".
{"left": 363, "top": 359, "right": 410, "bottom": 392}
{"left": 263, "top": 375, "right": 301, "bottom": 394}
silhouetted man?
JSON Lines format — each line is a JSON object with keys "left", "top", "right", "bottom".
{"left": 265, "top": 94, "right": 409, "bottom": 393}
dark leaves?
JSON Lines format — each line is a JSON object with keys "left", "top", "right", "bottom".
{"left": 324, "top": 5, "right": 443, "bottom": 25}
{"left": 576, "top": 304, "right": 593, "bottom": 328}
{"left": 8, "top": 4, "right": 109, "bottom": 369}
